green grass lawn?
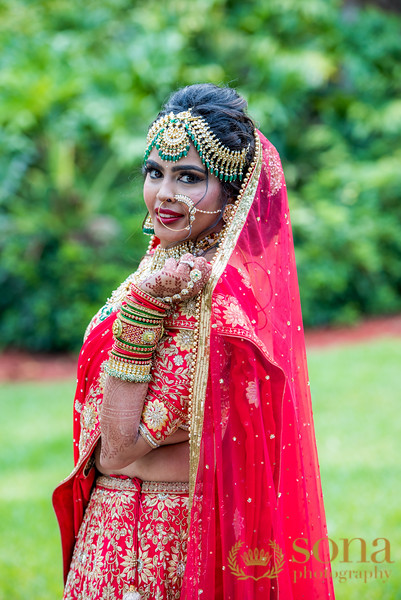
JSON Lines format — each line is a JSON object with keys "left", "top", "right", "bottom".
{"left": 0, "top": 338, "right": 400, "bottom": 599}
{"left": 309, "top": 338, "right": 401, "bottom": 600}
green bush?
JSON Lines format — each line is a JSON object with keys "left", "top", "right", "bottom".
{"left": 1, "top": 0, "right": 400, "bottom": 350}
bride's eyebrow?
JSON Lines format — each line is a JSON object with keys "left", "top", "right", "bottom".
{"left": 171, "top": 164, "right": 207, "bottom": 175}
{"left": 144, "top": 160, "right": 206, "bottom": 176}
{"left": 145, "top": 159, "right": 163, "bottom": 170}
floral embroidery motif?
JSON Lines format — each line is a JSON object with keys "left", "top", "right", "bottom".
{"left": 263, "top": 145, "right": 283, "bottom": 196}
{"left": 233, "top": 507, "right": 245, "bottom": 540}
{"left": 179, "top": 298, "right": 197, "bottom": 318}
{"left": 246, "top": 380, "right": 259, "bottom": 408}
{"left": 82, "top": 404, "right": 96, "bottom": 430}
{"left": 174, "top": 329, "right": 194, "bottom": 351}
{"left": 240, "top": 269, "right": 253, "bottom": 289}
{"left": 142, "top": 399, "right": 169, "bottom": 432}
{"left": 78, "top": 382, "right": 103, "bottom": 456}
{"left": 224, "top": 302, "right": 250, "bottom": 328}
{"left": 212, "top": 293, "right": 251, "bottom": 330}
{"left": 98, "top": 367, "right": 108, "bottom": 393}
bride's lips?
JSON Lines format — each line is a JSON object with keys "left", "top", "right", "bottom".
{"left": 155, "top": 207, "right": 185, "bottom": 224}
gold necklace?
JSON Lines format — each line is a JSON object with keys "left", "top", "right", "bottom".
{"left": 149, "top": 242, "right": 194, "bottom": 272}
{"left": 144, "top": 231, "right": 224, "bottom": 274}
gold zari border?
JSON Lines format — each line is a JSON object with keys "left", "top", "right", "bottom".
{"left": 97, "top": 475, "right": 189, "bottom": 494}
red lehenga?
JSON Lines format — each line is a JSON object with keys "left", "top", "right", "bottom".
{"left": 53, "top": 131, "right": 335, "bottom": 599}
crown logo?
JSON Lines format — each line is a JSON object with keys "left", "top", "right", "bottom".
{"left": 228, "top": 540, "right": 285, "bottom": 581}
{"left": 242, "top": 547, "right": 271, "bottom": 567}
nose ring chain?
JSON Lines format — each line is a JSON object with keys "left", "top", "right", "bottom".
{"left": 174, "top": 194, "right": 222, "bottom": 221}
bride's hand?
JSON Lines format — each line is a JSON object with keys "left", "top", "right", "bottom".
{"left": 137, "top": 253, "right": 211, "bottom": 301}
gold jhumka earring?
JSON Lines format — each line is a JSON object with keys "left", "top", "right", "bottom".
{"left": 222, "top": 204, "right": 236, "bottom": 223}
{"left": 142, "top": 214, "right": 154, "bottom": 235}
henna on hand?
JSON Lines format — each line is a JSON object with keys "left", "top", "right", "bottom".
{"left": 138, "top": 253, "right": 212, "bottom": 301}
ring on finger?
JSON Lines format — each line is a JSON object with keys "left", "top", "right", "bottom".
{"left": 190, "top": 269, "right": 202, "bottom": 282}
{"left": 180, "top": 259, "right": 195, "bottom": 268}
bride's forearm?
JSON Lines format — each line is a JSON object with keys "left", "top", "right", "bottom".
{"left": 99, "top": 377, "right": 152, "bottom": 470}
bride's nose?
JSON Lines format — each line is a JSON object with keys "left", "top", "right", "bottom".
{"left": 156, "top": 179, "right": 177, "bottom": 204}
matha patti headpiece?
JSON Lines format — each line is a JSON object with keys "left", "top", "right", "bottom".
{"left": 144, "top": 109, "right": 250, "bottom": 182}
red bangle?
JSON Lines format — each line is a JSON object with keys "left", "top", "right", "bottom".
{"left": 129, "top": 284, "right": 169, "bottom": 313}
{"left": 110, "top": 346, "right": 153, "bottom": 361}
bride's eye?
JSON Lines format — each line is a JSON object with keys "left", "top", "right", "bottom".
{"left": 144, "top": 166, "right": 162, "bottom": 179}
{"left": 179, "top": 172, "right": 202, "bottom": 184}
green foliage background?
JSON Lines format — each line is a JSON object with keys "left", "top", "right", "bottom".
{"left": 1, "top": 0, "right": 401, "bottom": 351}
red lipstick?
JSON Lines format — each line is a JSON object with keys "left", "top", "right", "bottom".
{"left": 156, "top": 207, "right": 185, "bottom": 224}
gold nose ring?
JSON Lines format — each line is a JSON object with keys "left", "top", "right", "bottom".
{"left": 174, "top": 195, "right": 196, "bottom": 226}
{"left": 158, "top": 199, "right": 191, "bottom": 231}
{"left": 174, "top": 194, "right": 222, "bottom": 217}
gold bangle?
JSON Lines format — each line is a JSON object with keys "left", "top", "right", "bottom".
{"left": 104, "top": 358, "right": 152, "bottom": 383}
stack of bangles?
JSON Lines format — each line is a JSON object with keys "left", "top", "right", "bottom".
{"left": 104, "top": 284, "right": 170, "bottom": 383}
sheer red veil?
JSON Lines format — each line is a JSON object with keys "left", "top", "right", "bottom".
{"left": 180, "top": 131, "right": 335, "bottom": 599}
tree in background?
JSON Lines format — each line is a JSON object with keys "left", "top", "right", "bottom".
{"left": 1, "top": 0, "right": 400, "bottom": 351}
{"left": 351, "top": 0, "right": 401, "bottom": 13}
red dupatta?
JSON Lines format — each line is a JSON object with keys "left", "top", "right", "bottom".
{"left": 181, "top": 131, "right": 335, "bottom": 598}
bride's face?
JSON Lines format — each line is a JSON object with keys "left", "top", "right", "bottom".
{"left": 143, "top": 144, "right": 223, "bottom": 248}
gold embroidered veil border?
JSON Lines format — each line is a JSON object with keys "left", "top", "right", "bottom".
{"left": 188, "top": 133, "right": 263, "bottom": 511}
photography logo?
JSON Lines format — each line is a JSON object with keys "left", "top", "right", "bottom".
{"left": 228, "top": 540, "right": 285, "bottom": 581}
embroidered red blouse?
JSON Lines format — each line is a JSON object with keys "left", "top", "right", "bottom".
{"left": 138, "top": 301, "right": 195, "bottom": 447}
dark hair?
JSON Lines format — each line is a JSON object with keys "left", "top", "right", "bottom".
{"left": 154, "top": 83, "right": 256, "bottom": 201}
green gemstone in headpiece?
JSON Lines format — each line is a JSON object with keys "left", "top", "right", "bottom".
{"left": 144, "top": 109, "right": 250, "bottom": 182}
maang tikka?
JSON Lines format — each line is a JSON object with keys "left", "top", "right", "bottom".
{"left": 144, "top": 109, "right": 249, "bottom": 183}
